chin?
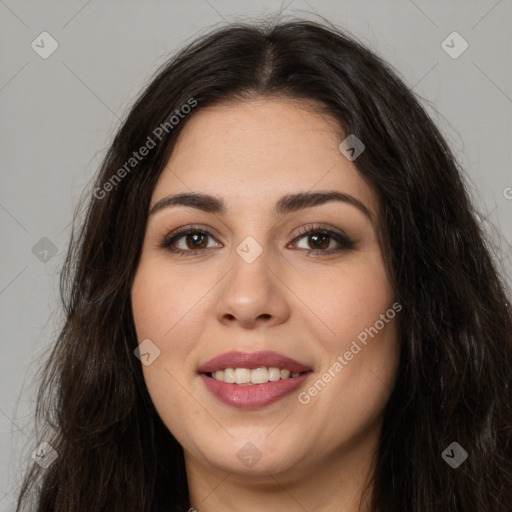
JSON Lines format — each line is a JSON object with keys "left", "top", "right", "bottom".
{"left": 190, "top": 432, "right": 306, "bottom": 477}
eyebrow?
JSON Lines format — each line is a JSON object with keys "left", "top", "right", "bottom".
{"left": 149, "top": 190, "right": 372, "bottom": 221}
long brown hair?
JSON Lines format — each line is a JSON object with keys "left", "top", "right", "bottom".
{"left": 17, "top": 18, "right": 512, "bottom": 511}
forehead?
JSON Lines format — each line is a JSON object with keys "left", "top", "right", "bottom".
{"left": 151, "top": 98, "right": 378, "bottom": 217}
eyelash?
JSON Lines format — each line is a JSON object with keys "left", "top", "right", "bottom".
{"left": 160, "top": 224, "right": 355, "bottom": 257}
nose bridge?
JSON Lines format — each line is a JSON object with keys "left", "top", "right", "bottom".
{"left": 214, "top": 233, "right": 289, "bottom": 327}
{"left": 229, "top": 238, "right": 274, "bottom": 303}
{"left": 229, "top": 210, "right": 275, "bottom": 276}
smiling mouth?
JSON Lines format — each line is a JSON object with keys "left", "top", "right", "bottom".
{"left": 200, "top": 371, "right": 312, "bottom": 409}
{"left": 205, "top": 367, "right": 309, "bottom": 385}
{"left": 197, "top": 350, "right": 313, "bottom": 408}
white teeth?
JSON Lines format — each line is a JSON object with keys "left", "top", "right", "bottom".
{"left": 250, "top": 367, "right": 268, "bottom": 384}
{"left": 234, "top": 368, "right": 251, "bottom": 384}
{"left": 268, "top": 367, "right": 281, "bottom": 381}
{"left": 209, "top": 367, "right": 305, "bottom": 384}
{"left": 223, "top": 368, "right": 235, "bottom": 383}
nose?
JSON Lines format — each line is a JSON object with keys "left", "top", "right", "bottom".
{"left": 214, "top": 246, "right": 291, "bottom": 329}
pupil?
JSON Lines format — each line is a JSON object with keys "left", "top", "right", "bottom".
{"left": 310, "top": 234, "right": 328, "bottom": 249}
{"left": 187, "top": 233, "right": 206, "bottom": 249}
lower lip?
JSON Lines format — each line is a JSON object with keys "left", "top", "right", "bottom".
{"left": 200, "top": 373, "right": 311, "bottom": 409}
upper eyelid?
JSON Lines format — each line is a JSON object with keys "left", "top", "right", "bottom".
{"left": 167, "top": 223, "right": 345, "bottom": 239}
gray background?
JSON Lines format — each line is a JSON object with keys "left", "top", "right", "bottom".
{"left": 1, "top": 0, "right": 511, "bottom": 509}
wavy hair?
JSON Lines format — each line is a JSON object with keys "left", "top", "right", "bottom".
{"left": 16, "top": 17, "right": 512, "bottom": 512}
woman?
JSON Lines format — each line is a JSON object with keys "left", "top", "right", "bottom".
{"left": 16, "top": 18, "right": 512, "bottom": 512}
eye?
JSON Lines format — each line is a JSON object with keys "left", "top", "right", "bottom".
{"left": 161, "top": 223, "right": 355, "bottom": 257}
{"left": 161, "top": 225, "right": 222, "bottom": 256}
{"left": 289, "top": 224, "right": 355, "bottom": 255}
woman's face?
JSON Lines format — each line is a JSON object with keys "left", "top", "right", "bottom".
{"left": 131, "top": 97, "right": 400, "bottom": 480}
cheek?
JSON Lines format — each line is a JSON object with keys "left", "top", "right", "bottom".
{"left": 131, "top": 260, "right": 218, "bottom": 391}
{"left": 292, "top": 252, "right": 396, "bottom": 351}
{"left": 131, "top": 264, "right": 208, "bottom": 440}
{"left": 131, "top": 261, "right": 209, "bottom": 341}
{"left": 325, "top": 316, "right": 400, "bottom": 441}
{"left": 297, "top": 299, "right": 399, "bottom": 452}
{"left": 292, "top": 253, "right": 400, "bottom": 413}
{"left": 131, "top": 264, "right": 192, "bottom": 389}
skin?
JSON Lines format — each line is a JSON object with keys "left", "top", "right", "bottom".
{"left": 131, "top": 97, "right": 400, "bottom": 512}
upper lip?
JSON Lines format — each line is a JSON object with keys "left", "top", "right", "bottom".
{"left": 198, "top": 350, "right": 312, "bottom": 373}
